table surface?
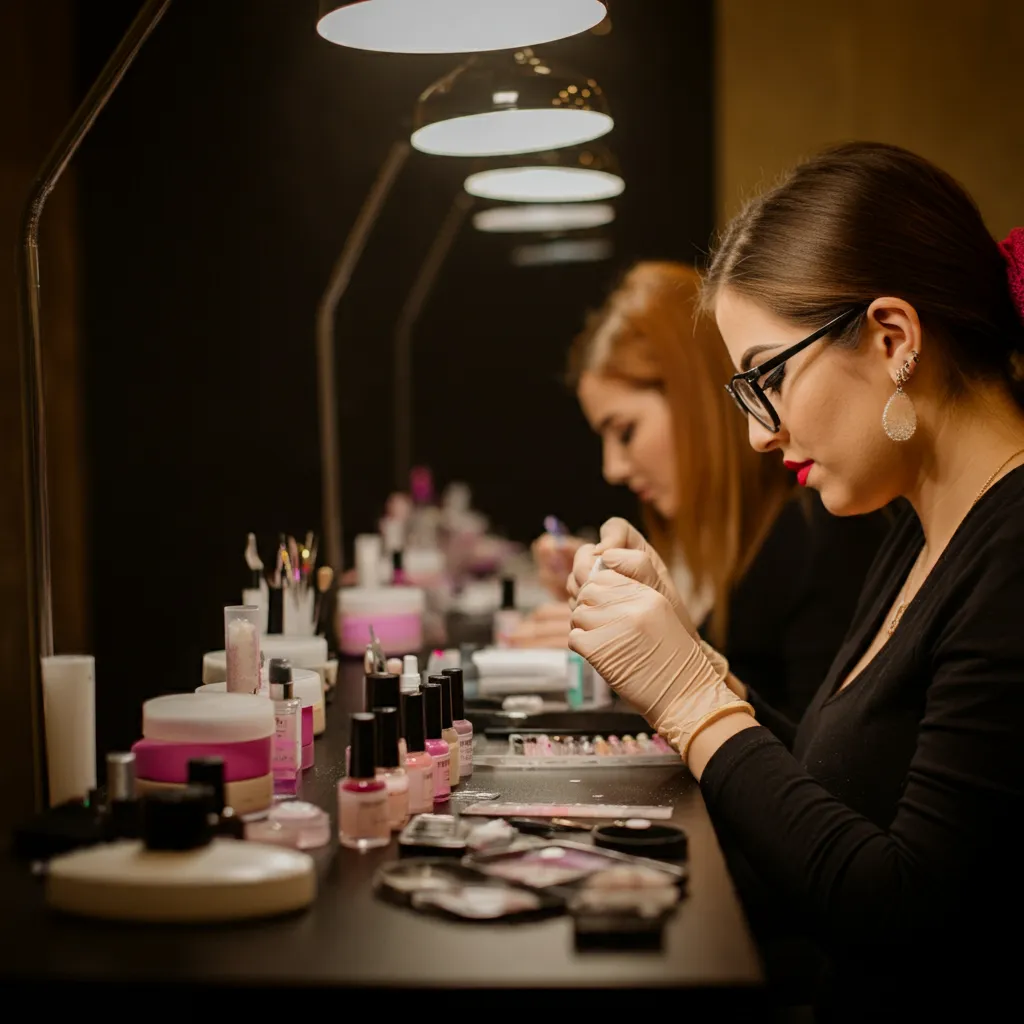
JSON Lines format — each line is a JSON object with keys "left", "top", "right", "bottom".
{"left": 0, "top": 659, "right": 764, "bottom": 994}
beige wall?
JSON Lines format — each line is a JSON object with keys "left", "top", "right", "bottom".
{"left": 717, "top": 0, "right": 1024, "bottom": 236}
{"left": 1, "top": 1, "right": 87, "bottom": 835}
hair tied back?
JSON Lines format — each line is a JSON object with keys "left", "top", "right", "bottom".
{"left": 999, "top": 227, "right": 1024, "bottom": 325}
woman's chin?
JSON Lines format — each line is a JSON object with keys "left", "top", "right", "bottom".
{"left": 650, "top": 495, "right": 677, "bottom": 519}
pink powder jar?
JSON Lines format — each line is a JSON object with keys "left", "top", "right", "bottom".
{"left": 135, "top": 693, "right": 276, "bottom": 816}
{"left": 337, "top": 586, "right": 425, "bottom": 658}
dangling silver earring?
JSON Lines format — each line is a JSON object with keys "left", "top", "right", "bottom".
{"left": 883, "top": 352, "right": 919, "bottom": 442}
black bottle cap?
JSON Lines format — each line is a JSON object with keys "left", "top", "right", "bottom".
{"left": 271, "top": 679, "right": 294, "bottom": 701}
{"left": 374, "top": 707, "right": 401, "bottom": 769}
{"left": 441, "top": 667, "right": 465, "bottom": 720}
{"left": 403, "top": 690, "right": 427, "bottom": 753}
{"left": 349, "top": 712, "right": 378, "bottom": 779}
{"left": 422, "top": 681, "right": 443, "bottom": 741}
{"left": 433, "top": 673, "right": 454, "bottom": 729}
{"left": 501, "top": 576, "right": 516, "bottom": 609}
{"left": 142, "top": 786, "right": 215, "bottom": 852}
{"left": 365, "top": 672, "right": 400, "bottom": 714}
{"left": 392, "top": 549, "right": 404, "bottom": 572}
{"left": 187, "top": 757, "right": 226, "bottom": 814}
{"left": 269, "top": 658, "right": 292, "bottom": 684}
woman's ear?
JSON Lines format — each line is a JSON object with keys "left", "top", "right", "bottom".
{"left": 865, "top": 297, "right": 923, "bottom": 385}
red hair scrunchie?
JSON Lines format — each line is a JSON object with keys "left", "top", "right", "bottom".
{"left": 999, "top": 227, "right": 1024, "bottom": 323}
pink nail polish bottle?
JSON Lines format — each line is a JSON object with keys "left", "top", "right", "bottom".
{"left": 338, "top": 713, "right": 390, "bottom": 850}
{"left": 401, "top": 691, "right": 435, "bottom": 814}
{"left": 270, "top": 659, "right": 301, "bottom": 798}
{"left": 421, "top": 682, "right": 451, "bottom": 803}
{"left": 441, "top": 668, "right": 473, "bottom": 779}
{"left": 433, "top": 674, "right": 461, "bottom": 786}
{"left": 374, "top": 707, "right": 410, "bottom": 831}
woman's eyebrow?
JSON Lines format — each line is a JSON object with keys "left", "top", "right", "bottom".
{"left": 740, "top": 343, "right": 778, "bottom": 372}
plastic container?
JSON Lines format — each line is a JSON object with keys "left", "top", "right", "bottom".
{"left": 136, "top": 694, "right": 276, "bottom": 815}
{"left": 337, "top": 586, "right": 425, "bottom": 658}
{"left": 202, "top": 636, "right": 331, "bottom": 729}
{"left": 197, "top": 665, "right": 324, "bottom": 756}
{"left": 224, "top": 606, "right": 262, "bottom": 694}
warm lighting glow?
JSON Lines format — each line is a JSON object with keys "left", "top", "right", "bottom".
{"left": 411, "top": 109, "right": 613, "bottom": 158}
{"left": 511, "top": 237, "right": 613, "bottom": 266}
{"left": 473, "top": 203, "right": 615, "bottom": 233}
{"left": 317, "top": 0, "right": 607, "bottom": 54}
{"left": 465, "top": 166, "right": 624, "bottom": 203}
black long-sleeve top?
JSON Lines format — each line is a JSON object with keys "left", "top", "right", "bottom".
{"left": 701, "top": 467, "right": 1024, "bottom": 1011}
{"left": 716, "top": 493, "right": 889, "bottom": 720}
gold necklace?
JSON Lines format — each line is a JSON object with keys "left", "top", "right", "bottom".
{"left": 886, "top": 446, "right": 1024, "bottom": 637}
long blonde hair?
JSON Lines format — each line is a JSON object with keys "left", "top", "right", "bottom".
{"left": 569, "top": 261, "right": 794, "bottom": 645}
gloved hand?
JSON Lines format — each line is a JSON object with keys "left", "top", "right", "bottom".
{"left": 506, "top": 602, "right": 571, "bottom": 649}
{"left": 567, "top": 518, "right": 694, "bottom": 632}
{"left": 569, "top": 555, "right": 753, "bottom": 760}
{"left": 532, "top": 532, "right": 586, "bottom": 601}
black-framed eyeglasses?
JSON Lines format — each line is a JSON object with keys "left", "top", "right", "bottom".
{"left": 725, "top": 307, "right": 863, "bottom": 432}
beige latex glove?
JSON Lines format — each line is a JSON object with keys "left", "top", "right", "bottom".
{"left": 506, "top": 602, "right": 571, "bottom": 649}
{"left": 567, "top": 518, "right": 695, "bottom": 631}
{"left": 568, "top": 531, "right": 700, "bottom": 639}
{"left": 569, "top": 554, "right": 753, "bottom": 760}
{"left": 532, "top": 533, "right": 586, "bottom": 601}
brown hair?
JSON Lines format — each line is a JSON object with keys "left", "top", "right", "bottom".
{"left": 703, "top": 142, "right": 1024, "bottom": 400}
{"left": 569, "top": 261, "right": 794, "bottom": 645}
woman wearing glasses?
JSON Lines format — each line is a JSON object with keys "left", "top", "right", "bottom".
{"left": 512, "top": 262, "right": 887, "bottom": 720}
{"left": 568, "top": 143, "right": 1024, "bottom": 1011}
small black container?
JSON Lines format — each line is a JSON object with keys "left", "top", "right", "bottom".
{"left": 591, "top": 822, "right": 688, "bottom": 861}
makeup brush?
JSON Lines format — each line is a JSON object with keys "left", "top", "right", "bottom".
{"left": 314, "top": 565, "right": 334, "bottom": 635}
{"left": 244, "top": 533, "right": 263, "bottom": 589}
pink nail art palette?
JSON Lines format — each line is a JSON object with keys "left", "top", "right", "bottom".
{"left": 473, "top": 732, "right": 679, "bottom": 769}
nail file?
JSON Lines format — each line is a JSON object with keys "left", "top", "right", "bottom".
{"left": 588, "top": 556, "right": 606, "bottom": 580}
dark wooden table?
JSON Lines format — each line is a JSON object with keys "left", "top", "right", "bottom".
{"left": 0, "top": 658, "right": 764, "bottom": 1000}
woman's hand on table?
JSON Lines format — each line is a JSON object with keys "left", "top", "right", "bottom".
{"left": 568, "top": 551, "right": 756, "bottom": 776}
{"left": 532, "top": 533, "right": 586, "bottom": 601}
{"left": 506, "top": 602, "right": 572, "bottom": 649}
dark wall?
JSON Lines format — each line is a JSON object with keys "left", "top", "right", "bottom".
{"left": 76, "top": 0, "right": 714, "bottom": 753}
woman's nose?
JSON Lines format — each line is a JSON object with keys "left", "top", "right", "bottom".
{"left": 748, "top": 415, "right": 782, "bottom": 453}
{"left": 602, "top": 443, "right": 630, "bottom": 484}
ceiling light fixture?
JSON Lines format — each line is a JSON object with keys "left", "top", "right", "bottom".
{"left": 464, "top": 142, "right": 624, "bottom": 203}
{"left": 317, "top": 0, "right": 608, "bottom": 54}
{"left": 411, "top": 50, "right": 613, "bottom": 157}
{"left": 473, "top": 202, "right": 615, "bottom": 233}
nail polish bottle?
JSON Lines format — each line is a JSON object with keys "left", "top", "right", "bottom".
{"left": 348, "top": 672, "right": 406, "bottom": 772}
{"left": 433, "top": 674, "right": 461, "bottom": 787}
{"left": 421, "top": 682, "right": 451, "bottom": 803}
{"left": 594, "top": 736, "right": 610, "bottom": 756}
{"left": 401, "top": 691, "right": 435, "bottom": 814}
{"left": 493, "top": 576, "right": 522, "bottom": 647}
{"left": 400, "top": 654, "right": 421, "bottom": 696}
{"left": 270, "top": 659, "right": 301, "bottom": 798}
{"left": 338, "top": 713, "right": 390, "bottom": 850}
{"left": 441, "top": 667, "right": 473, "bottom": 779}
{"left": 374, "top": 707, "right": 410, "bottom": 831}
{"left": 187, "top": 756, "right": 244, "bottom": 839}
{"left": 366, "top": 672, "right": 406, "bottom": 761}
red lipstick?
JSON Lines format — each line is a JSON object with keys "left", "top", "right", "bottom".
{"left": 784, "top": 459, "right": 814, "bottom": 487}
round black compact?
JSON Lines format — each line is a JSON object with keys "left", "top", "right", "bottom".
{"left": 591, "top": 821, "right": 689, "bottom": 861}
